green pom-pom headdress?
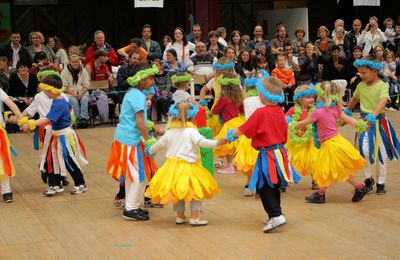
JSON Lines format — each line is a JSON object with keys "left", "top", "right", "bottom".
{"left": 217, "top": 75, "right": 241, "bottom": 86}
{"left": 171, "top": 73, "right": 192, "bottom": 84}
{"left": 37, "top": 70, "right": 60, "bottom": 82}
{"left": 127, "top": 64, "right": 159, "bottom": 86}
{"left": 315, "top": 83, "right": 339, "bottom": 102}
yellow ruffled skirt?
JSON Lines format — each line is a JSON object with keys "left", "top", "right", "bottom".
{"left": 207, "top": 115, "right": 222, "bottom": 136}
{"left": 214, "top": 116, "right": 245, "bottom": 158}
{"left": 285, "top": 138, "right": 319, "bottom": 176}
{"left": 233, "top": 135, "right": 258, "bottom": 176}
{"left": 145, "top": 158, "right": 221, "bottom": 205}
{"left": 313, "top": 134, "right": 367, "bottom": 188}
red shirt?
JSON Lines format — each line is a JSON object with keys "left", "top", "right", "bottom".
{"left": 88, "top": 62, "right": 108, "bottom": 81}
{"left": 239, "top": 105, "right": 287, "bottom": 149}
{"left": 285, "top": 106, "right": 308, "bottom": 132}
{"left": 211, "top": 96, "right": 244, "bottom": 123}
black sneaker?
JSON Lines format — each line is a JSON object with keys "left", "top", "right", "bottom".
{"left": 364, "top": 177, "right": 375, "bottom": 193}
{"left": 144, "top": 199, "right": 164, "bottom": 208}
{"left": 305, "top": 192, "right": 325, "bottom": 203}
{"left": 352, "top": 187, "right": 366, "bottom": 202}
{"left": 77, "top": 118, "right": 89, "bottom": 129}
{"left": 138, "top": 208, "right": 149, "bottom": 215}
{"left": 123, "top": 209, "right": 149, "bottom": 221}
{"left": 376, "top": 183, "right": 386, "bottom": 195}
{"left": 2, "top": 192, "right": 13, "bottom": 203}
{"left": 280, "top": 186, "right": 286, "bottom": 192}
{"left": 60, "top": 176, "right": 69, "bottom": 186}
{"left": 41, "top": 170, "right": 48, "bottom": 184}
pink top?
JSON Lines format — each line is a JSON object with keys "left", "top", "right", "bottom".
{"left": 211, "top": 96, "right": 244, "bottom": 123}
{"left": 311, "top": 106, "right": 342, "bottom": 142}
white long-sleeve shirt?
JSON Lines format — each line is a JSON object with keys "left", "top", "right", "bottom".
{"left": 243, "top": 96, "right": 263, "bottom": 119}
{"left": 163, "top": 41, "right": 196, "bottom": 65}
{"left": 24, "top": 92, "right": 69, "bottom": 118}
{"left": 149, "top": 127, "right": 217, "bottom": 163}
{"left": 359, "top": 29, "right": 387, "bottom": 57}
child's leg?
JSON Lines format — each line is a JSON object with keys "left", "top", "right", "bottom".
{"left": 376, "top": 138, "right": 388, "bottom": 185}
{"left": 125, "top": 177, "right": 146, "bottom": 211}
{"left": 347, "top": 176, "right": 367, "bottom": 202}
{"left": 218, "top": 154, "right": 235, "bottom": 174}
{"left": 258, "top": 183, "right": 282, "bottom": 219}
{"left": 173, "top": 200, "right": 186, "bottom": 218}
{"left": 1, "top": 177, "right": 11, "bottom": 195}
{"left": 189, "top": 200, "right": 202, "bottom": 219}
{"left": 116, "top": 183, "right": 125, "bottom": 200}
{"left": 65, "top": 155, "right": 85, "bottom": 187}
{"left": 361, "top": 133, "right": 373, "bottom": 180}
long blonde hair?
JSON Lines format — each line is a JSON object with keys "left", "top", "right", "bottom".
{"left": 320, "top": 81, "right": 343, "bottom": 109}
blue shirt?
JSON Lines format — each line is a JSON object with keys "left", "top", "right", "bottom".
{"left": 46, "top": 98, "right": 71, "bottom": 130}
{"left": 114, "top": 88, "right": 147, "bottom": 146}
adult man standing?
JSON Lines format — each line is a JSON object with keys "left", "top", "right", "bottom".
{"left": 1, "top": 32, "right": 32, "bottom": 69}
{"left": 85, "top": 30, "right": 119, "bottom": 71}
{"left": 139, "top": 24, "right": 162, "bottom": 61}
{"left": 190, "top": 24, "right": 204, "bottom": 45}
{"left": 247, "top": 25, "right": 275, "bottom": 70}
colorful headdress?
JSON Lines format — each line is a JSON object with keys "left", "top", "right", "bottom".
{"left": 213, "top": 61, "right": 235, "bottom": 71}
{"left": 258, "top": 69, "right": 270, "bottom": 78}
{"left": 244, "top": 77, "right": 260, "bottom": 88}
{"left": 171, "top": 72, "right": 192, "bottom": 84}
{"left": 314, "top": 83, "right": 339, "bottom": 102}
{"left": 255, "top": 79, "right": 285, "bottom": 104}
{"left": 293, "top": 88, "right": 317, "bottom": 101}
{"left": 217, "top": 75, "right": 241, "bottom": 86}
{"left": 353, "top": 59, "right": 383, "bottom": 71}
{"left": 168, "top": 103, "right": 199, "bottom": 120}
{"left": 39, "top": 83, "right": 65, "bottom": 95}
{"left": 127, "top": 64, "right": 159, "bottom": 86}
{"left": 37, "top": 70, "right": 60, "bottom": 82}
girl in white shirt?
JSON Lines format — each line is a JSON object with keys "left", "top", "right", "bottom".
{"left": 163, "top": 27, "right": 195, "bottom": 65}
{"left": 146, "top": 101, "right": 226, "bottom": 226}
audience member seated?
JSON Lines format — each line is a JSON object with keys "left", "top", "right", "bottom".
{"left": 118, "top": 38, "right": 148, "bottom": 64}
{"left": 322, "top": 45, "right": 351, "bottom": 82}
{"left": 163, "top": 27, "right": 195, "bottom": 65}
{"left": 61, "top": 54, "right": 90, "bottom": 128}
{"left": 48, "top": 36, "right": 69, "bottom": 68}
{"left": 225, "top": 46, "right": 246, "bottom": 79}
{"left": 238, "top": 50, "right": 255, "bottom": 75}
{"left": 270, "top": 24, "right": 290, "bottom": 56}
{"left": 0, "top": 56, "right": 10, "bottom": 93}
{"left": 332, "top": 27, "right": 351, "bottom": 58}
{"left": 1, "top": 32, "right": 32, "bottom": 69}
{"left": 153, "top": 59, "right": 172, "bottom": 122}
{"left": 228, "top": 30, "right": 246, "bottom": 56}
{"left": 206, "top": 31, "right": 225, "bottom": 59}
{"left": 271, "top": 54, "right": 296, "bottom": 110}
{"left": 247, "top": 25, "right": 275, "bottom": 70}
{"left": 292, "top": 27, "right": 307, "bottom": 56}
{"left": 29, "top": 51, "right": 61, "bottom": 76}
{"left": 26, "top": 31, "right": 56, "bottom": 64}
{"left": 140, "top": 24, "right": 162, "bottom": 61}
{"left": 162, "top": 49, "right": 187, "bottom": 76}
{"left": 314, "top": 26, "right": 335, "bottom": 62}
{"left": 85, "top": 30, "right": 119, "bottom": 71}
{"left": 116, "top": 51, "right": 141, "bottom": 102}
{"left": 297, "top": 42, "right": 319, "bottom": 85}
{"left": 283, "top": 42, "right": 300, "bottom": 73}
{"left": 349, "top": 45, "right": 363, "bottom": 91}
{"left": 359, "top": 16, "right": 387, "bottom": 57}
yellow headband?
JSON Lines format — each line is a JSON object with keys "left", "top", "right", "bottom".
{"left": 39, "top": 83, "right": 65, "bottom": 95}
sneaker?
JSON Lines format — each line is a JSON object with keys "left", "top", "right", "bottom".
{"left": 40, "top": 170, "right": 48, "bottom": 184}
{"left": 189, "top": 218, "right": 208, "bottom": 226}
{"left": 2, "top": 192, "right": 13, "bottom": 203}
{"left": 387, "top": 107, "right": 396, "bottom": 111}
{"left": 176, "top": 217, "right": 188, "bottom": 224}
{"left": 138, "top": 208, "right": 149, "bottom": 215}
{"left": 217, "top": 165, "right": 235, "bottom": 174}
{"left": 77, "top": 118, "right": 89, "bottom": 129}
{"left": 144, "top": 200, "right": 164, "bottom": 208}
{"left": 311, "top": 181, "right": 318, "bottom": 190}
{"left": 305, "top": 192, "right": 325, "bottom": 203}
{"left": 263, "top": 215, "right": 286, "bottom": 233}
{"left": 352, "top": 187, "right": 366, "bottom": 202}
{"left": 213, "top": 160, "right": 223, "bottom": 168}
{"left": 43, "top": 186, "right": 64, "bottom": 196}
{"left": 122, "top": 209, "right": 149, "bottom": 221}
{"left": 113, "top": 198, "right": 125, "bottom": 209}
{"left": 280, "top": 186, "right": 286, "bottom": 192}
{"left": 70, "top": 184, "right": 88, "bottom": 195}
{"left": 60, "top": 176, "right": 69, "bottom": 187}
{"left": 364, "top": 177, "right": 375, "bottom": 193}
{"left": 376, "top": 183, "right": 386, "bottom": 195}
{"left": 243, "top": 186, "right": 254, "bottom": 196}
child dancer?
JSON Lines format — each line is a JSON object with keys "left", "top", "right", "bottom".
{"left": 146, "top": 101, "right": 225, "bottom": 226}
{"left": 227, "top": 76, "right": 300, "bottom": 233}
{"left": 171, "top": 72, "right": 203, "bottom": 107}
{"left": 233, "top": 75, "right": 264, "bottom": 196}
{"left": 0, "top": 90, "right": 25, "bottom": 203}
{"left": 285, "top": 85, "right": 319, "bottom": 190}
{"left": 347, "top": 55, "right": 400, "bottom": 194}
{"left": 20, "top": 74, "right": 88, "bottom": 196}
{"left": 294, "top": 81, "right": 367, "bottom": 203}
{"left": 212, "top": 73, "right": 245, "bottom": 174}
{"left": 107, "top": 63, "right": 159, "bottom": 221}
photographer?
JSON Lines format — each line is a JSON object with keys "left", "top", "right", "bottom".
{"left": 270, "top": 24, "right": 290, "bottom": 56}
{"left": 206, "top": 31, "right": 225, "bottom": 59}
{"left": 297, "top": 41, "right": 319, "bottom": 85}
{"left": 359, "top": 16, "right": 387, "bottom": 57}
{"left": 247, "top": 25, "right": 275, "bottom": 71}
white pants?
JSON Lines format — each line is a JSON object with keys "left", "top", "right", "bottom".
{"left": 361, "top": 133, "right": 387, "bottom": 184}
{"left": 1, "top": 177, "right": 11, "bottom": 195}
{"left": 124, "top": 146, "right": 146, "bottom": 211}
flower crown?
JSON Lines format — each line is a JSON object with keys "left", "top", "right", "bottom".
{"left": 244, "top": 77, "right": 260, "bottom": 88}
{"left": 36, "top": 70, "right": 60, "bottom": 81}
{"left": 293, "top": 88, "right": 317, "bottom": 101}
{"left": 213, "top": 61, "right": 235, "bottom": 70}
{"left": 39, "top": 83, "right": 65, "bottom": 95}
{"left": 217, "top": 75, "right": 241, "bottom": 86}
{"left": 127, "top": 64, "right": 159, "bottom": 86}
{"left": 171, "top": 73, "right": 192, "bottom": 84}
{"left": 168, "top": 103, "right": 199, "bottom": 120}
{"left": 315, "top": 83, "right": 339, "bottom": 102}
{"left": 353, "top": 59, "right": 383, "bottom": 71}
{"left": 255, "top": 79, "right": 285, "bottom": 104}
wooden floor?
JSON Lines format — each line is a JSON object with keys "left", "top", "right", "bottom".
{"left": 1, "top": 112, "right": 400, "bottom": 260}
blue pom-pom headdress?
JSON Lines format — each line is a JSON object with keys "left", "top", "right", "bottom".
{"left": 255, "top": 79, "right": 285, "bottom": 104}
{"left": 213, "top": 61, "right": 235, "bottom": 71}
{"left": 244, "top": 77, "right": 260, "bottom": 88}
{"left": 353, "top": 59, "right": 384, "bottom": 71}
{"left": 258, "top": 69, "right": 270, "bottom": 79}
{"left": 169, "top": 103, "right": 199, "bottom": 120}
{"left": 293, "top": 88, "right": 317, "bottom": 101}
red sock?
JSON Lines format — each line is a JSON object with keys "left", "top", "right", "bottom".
{"left": 356, "top": 183, "right": 364, "bottom": 190}
{"left": 317, "top": 189, "right": 326, "bottom": 195}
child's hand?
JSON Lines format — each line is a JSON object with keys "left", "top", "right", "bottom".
{"left": 154, "top": 128, "right": 165, "bottom": 136}
{"left": 20, "top": 123, "right": 30, "bottom": 133}
{"left": 217, "top": 137, "right": 228, "bottom": 146}
{"left": 365, "top": 121, "right": 372, "bottom": 131}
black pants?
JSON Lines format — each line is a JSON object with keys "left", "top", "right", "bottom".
{"left": 257, "top": 179, "right": 282, "bottom": 218}
{"left": 46, "top": 155, "right": 85, "bottom": 187}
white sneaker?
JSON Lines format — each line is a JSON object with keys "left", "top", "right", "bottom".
{"left": 189, "top": 218, "right": 208, "bottom": 226}
{"left": 70, "top": 184, "right": 88, "bottom": 195}
{"left": 43, "top": 186, "right": 64, "bottom": 196}
{"left": 243, "top": 187, "right": 254, "bottom": 197}
{"left": 175, "top": 217, "right": 187, "bottom": 224}
{"left": 263, "top": 215, "right": 286, "bottom": 233}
